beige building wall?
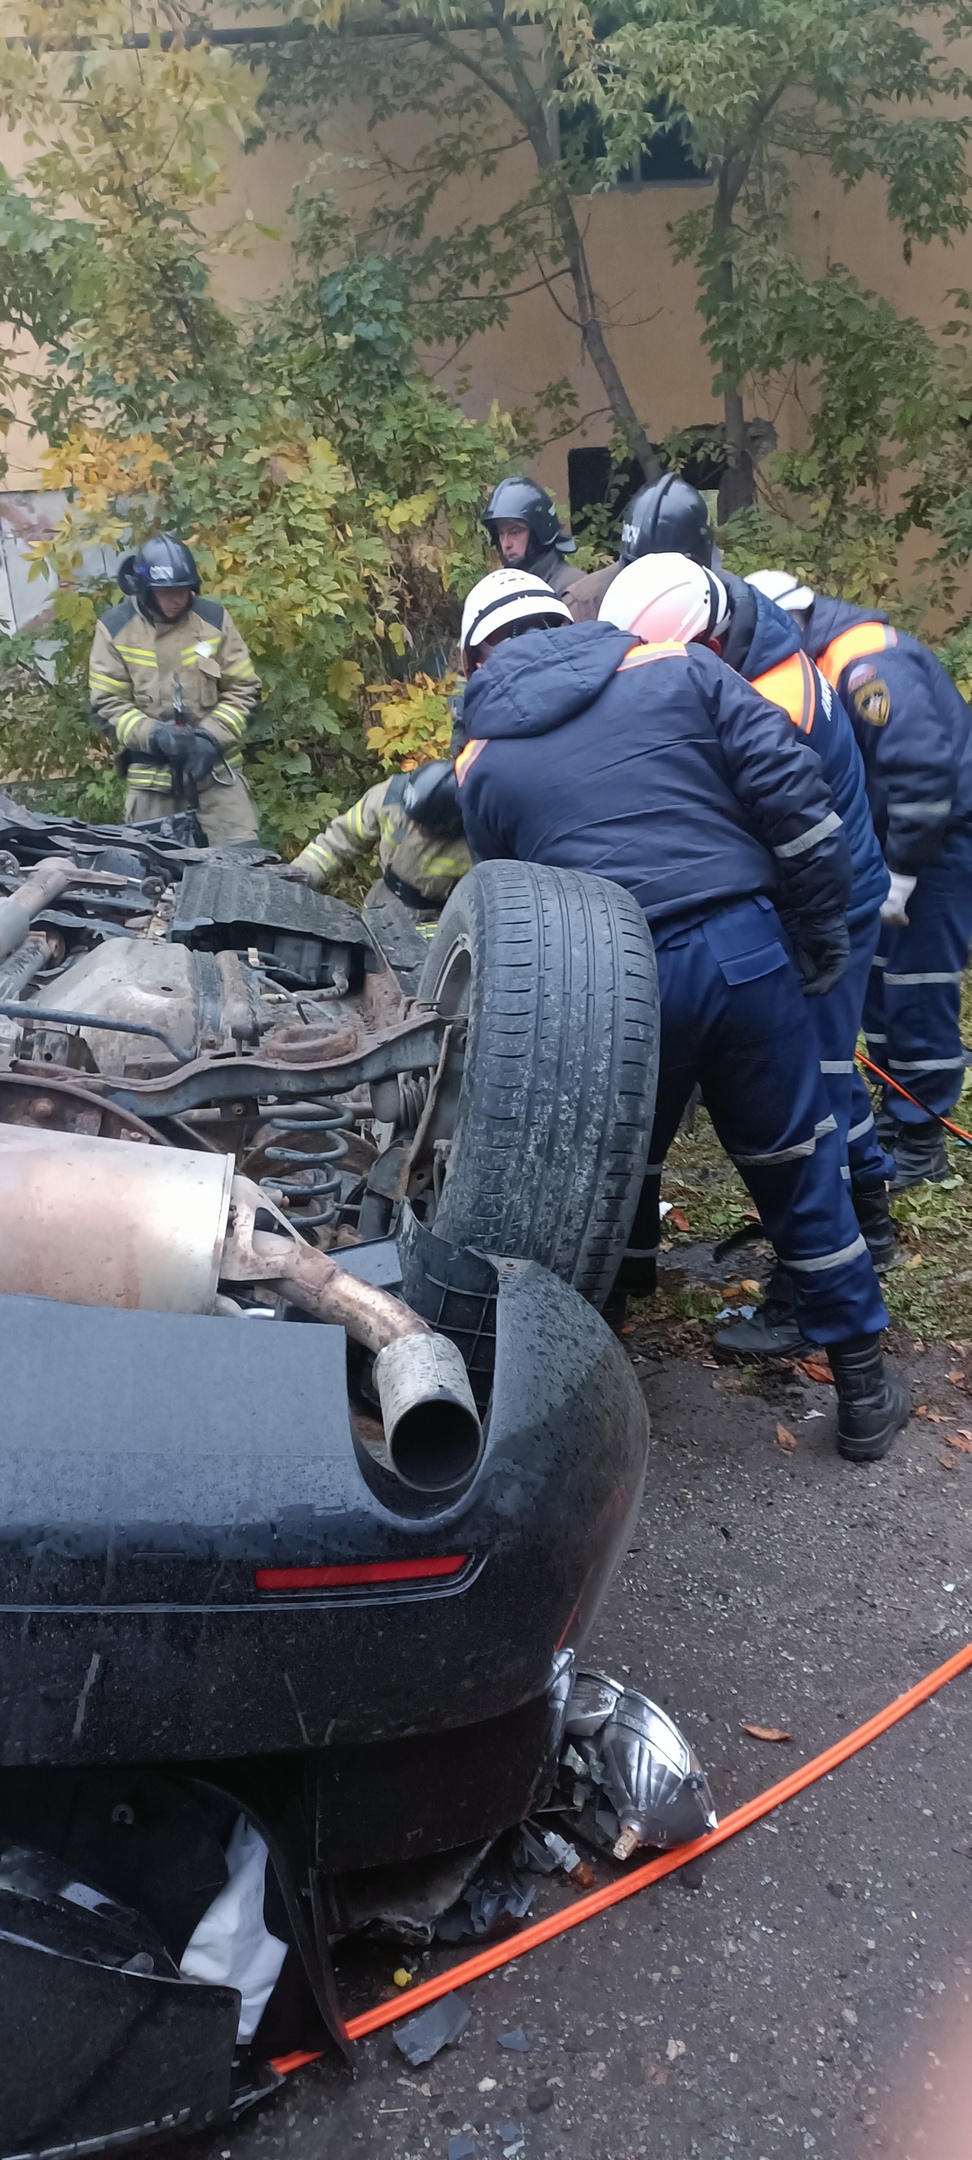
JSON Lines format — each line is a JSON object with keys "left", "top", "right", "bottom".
{"left": 3, "top": 16, "right": 972, "bottom": 521}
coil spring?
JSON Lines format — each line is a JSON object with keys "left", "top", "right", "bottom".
{"left": 259, "top": 1105, "right": 350, "bottom": 1229}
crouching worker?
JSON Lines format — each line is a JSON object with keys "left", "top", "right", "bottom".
{"left": 456, "top": 568, "right": 910, "bottom": 1463}
{"left": 280, "top": 760, "right": 471, "bottom": 929}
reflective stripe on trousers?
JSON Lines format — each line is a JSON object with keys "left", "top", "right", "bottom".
{"left": 808, "top": 904, "right": 894, "bottom": 1190}
{"left": 623, "top": 898, "right": 886, "bottom": 1346}
{"left": 862, "top": 825, "right": 972, "bottom": 1122}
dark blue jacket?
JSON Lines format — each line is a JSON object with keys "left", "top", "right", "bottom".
{"left": 720, "top": 577, "right": 888, "bottom": 922}
{"left": 458, "top": 623, "right": 852, "bottom": 928}
{"left": 802, "top": 596, "right": 972, "bottom": 872}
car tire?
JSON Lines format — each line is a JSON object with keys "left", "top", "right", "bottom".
{"left": 416, "top": 861, "right": 659, "bottom": 1307}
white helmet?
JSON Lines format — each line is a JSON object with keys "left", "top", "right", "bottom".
{"left": 598, "top": 553, "right": 730, "bottom": 645}
{"left": 460, "top": 567, "right": 573, "bottom": 657}
{"left": 746, "top": 568, "right": 815, "bottom": 615}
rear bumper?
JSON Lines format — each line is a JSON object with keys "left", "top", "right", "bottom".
{"left": 0, "top": 1247, "right": 648, "bottom": 1811}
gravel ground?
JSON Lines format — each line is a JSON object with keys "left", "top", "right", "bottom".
{"left": 189, "top": 1315, "right": 972, "bottom": 2160}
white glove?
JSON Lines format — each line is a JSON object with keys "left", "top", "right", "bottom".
{"left": 880, "top": 870, "right": 916, "bottom": 926}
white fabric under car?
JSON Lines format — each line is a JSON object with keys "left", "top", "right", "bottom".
{"left": 179, "top": 1813, "right": 288, "bottom": 2041}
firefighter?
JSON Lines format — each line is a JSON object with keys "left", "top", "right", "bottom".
{"left": 456, "top": 566, "right": 908, "bottom": 1463}
{"left": 598, "top": 556, "right": 897, "bottom": 1360}
{"left": 567, "top": 473, "right": 718, "bottom": 624}
{"left": 280, "top": 759, "right": 471, "bottom": 927}
{"left": 89, "top": 534, "right": 261, "bottom": 845}
{"left": 481, "top": 478, "right": 581, "bottom": 599}
{"left": 750, "top": 570, "right": 972, "bottom": 1189}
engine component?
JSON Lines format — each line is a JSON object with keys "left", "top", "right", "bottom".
{"left": 170, "top": 858, "right": 371, "bottom": 984}
{"left": 0, "top": 855, "right": 122, "bottom": 963}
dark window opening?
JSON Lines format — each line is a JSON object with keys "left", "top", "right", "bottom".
{"left": 568, "top": 431, "right": 727, "bottom": 550}
{"left": 560, "top": 101, "right": 709, "bottom": 190}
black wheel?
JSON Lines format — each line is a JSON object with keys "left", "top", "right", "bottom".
{"left": 415, "top": 861, "right": 658, "bottom": 1306}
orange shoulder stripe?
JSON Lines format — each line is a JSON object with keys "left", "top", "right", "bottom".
{"left": 816, "top": 622, "right": 897, "bottom": 687}
{"left": 617, "top": 639, "right": 688, "bottom": 672}
{"left": 750, "top": 649, "right": 816, "bottom": 733}
{"left": 455, "top": 738, "right": 487, "bottom": 786}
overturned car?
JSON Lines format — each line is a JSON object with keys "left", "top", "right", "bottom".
{"left": 0, "top": 799, "right": 666, "bottom": 2154}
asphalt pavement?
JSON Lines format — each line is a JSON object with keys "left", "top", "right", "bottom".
{"left": 192, "top": 1315, "right": 972, "bottom": 2160}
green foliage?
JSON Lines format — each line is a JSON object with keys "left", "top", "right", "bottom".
{"left": 0, "top": 1, "right": 516, "bottom": 846}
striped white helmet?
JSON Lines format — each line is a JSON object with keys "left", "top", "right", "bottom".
{"left": 598, "top": 553, "right": 730, "bottom": 645}
{"left": 460, "top": 568, "right": 573, "bottom": 656}
{"left": 746, "top": 569, "right": 815, "bottom": 614}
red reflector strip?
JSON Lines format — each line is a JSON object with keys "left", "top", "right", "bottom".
{"left": 254, "top": 1555, "right": 468, "bottom": 1592}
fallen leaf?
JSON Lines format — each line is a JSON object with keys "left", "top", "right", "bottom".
{"left": 903, "top": 1254, "right": 923, "bottom": 1270}
{"left": 740, "top": 1279, "right": 761, "bottom": 1294}
{"left": 948, "top": 1341, "right": 969, "bottom": 1354}
{"left": 775, "top": 1422, "right": 798, "bottom": 1452}
{"left": 938, "top": 1455, "right": 957, "bottom": 1470}
{"left": 793, "top": 1357, "right": 834, "bottom": 1385}
{"left": 741, "top": 1724, "right": 792, "bottom": 1743}
{"left": 947, "top": 1370, "right": 967, "bottom": 1385}
{"left": 948, "top": 1430, "right": 972, "bottom": 1449}
{"left": 915, "top": 1405, "right": 929, "bottom": 1417}
{"left": 670, "top": 1209, "right": 690, "bottom": 1233}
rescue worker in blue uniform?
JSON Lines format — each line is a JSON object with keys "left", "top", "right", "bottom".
{"left": 599, "top": 557, "right": 896, "bottom": 1359}
{"left": 751, "top": 571, "right": 972, "bottom": 1189}
{"left": 456, "top": 568, "right": 909, "bottom": 1463}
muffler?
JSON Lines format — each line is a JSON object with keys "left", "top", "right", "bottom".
{"left": 0, "top": 1123, "right": 483, "bottom": 1495}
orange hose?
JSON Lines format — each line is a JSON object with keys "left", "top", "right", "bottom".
{"left": 270, "top": 1635, "right": 972, "bottom": 2072}
{"left": 856, "top": 1050, "right": 972, "bottom": 1146}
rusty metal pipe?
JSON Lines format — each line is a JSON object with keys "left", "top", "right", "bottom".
{"left": 0, "top": 858, "right": 123, "bottom": 964}
{"left": 273, "top": 1231, "right": 429, "bottom": 1352}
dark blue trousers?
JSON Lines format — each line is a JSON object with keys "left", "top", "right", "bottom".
{"left": 813, "top": 905, "right": 894, "bottom": 1190}
{"left": 862, "top": 825, "right": 972, "bottom": 1126}
{"left": 627, "top": 898, "right": 887, "bottom": 1345}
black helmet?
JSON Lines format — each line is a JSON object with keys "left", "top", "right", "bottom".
{"left": 118, "top": 533, "right": 200, "bottom": 616}
{"left": 401, "top": 759, "right": 464, "bottom": 839}
{"left": 482, "top": 477, "right": 575, "bottom": 564}
{"left": 619, "top": 476, "right": 713, "bottom": 569}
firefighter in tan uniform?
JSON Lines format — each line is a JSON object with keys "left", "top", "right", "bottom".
{"left": 281, "top": 760, "right": 471, "bottom": 926}
{"left": 89, "top": 534, "right": 261, "bottom": 845}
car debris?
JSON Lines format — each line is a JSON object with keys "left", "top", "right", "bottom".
{"left": 559, "top": 1670, "right": 717, "bottom": 1862}
{"left": 393, "top": 1993, "right": 473, "bottom": 2066}
{"left": 498, "top": 2027, "right": 530, "bottom": 2052}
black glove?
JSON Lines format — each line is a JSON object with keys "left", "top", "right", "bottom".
{"left": 787, "top": 914, "right": 850, "bottom": 998}
{"left": 148, "top": 720, "right": 191, "bottom": 766}
{"left": 182, "top": 729, "right": 221, "bottom": 783}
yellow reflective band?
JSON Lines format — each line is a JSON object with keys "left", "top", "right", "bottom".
{"left": 306, "top": 839, "right": 339, "bottom": 871}
{"left": 223, "top": 661, "right": 258, "bottom": 681}
{"left": 115, "top": 710, "right": 144, "bottom": 747}
{"left": 347, "top": 802, "right": 368, "bottom": 840}
{"left": 127, "top": 767, "right": 172, "bottom": 789}
{"left": 211, "top": 703, "right": 246, "bottom": 733}
{"left": 116, "top": 648, "right": 158, "bottom": 666}
{"left": 90, "top": 669, "right": 126, "bottom": 690}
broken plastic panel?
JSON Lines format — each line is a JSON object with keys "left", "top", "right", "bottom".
{"left": 563, "top": 1669, "right": 717, "bottom": 1859}
{"left": 393, "top": 1991, "right": 472, "bottom": 2065}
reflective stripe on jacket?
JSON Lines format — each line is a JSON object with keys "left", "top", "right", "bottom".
{"left": 89, "top": 595, "right": 260, "bottom": 791}
{"left": 296, "top": 775, "right": 471, "bottom": 898}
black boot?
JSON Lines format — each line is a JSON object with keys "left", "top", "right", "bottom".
{"left": 889, "top": 1118, "right": 948, "bottom": 1190}
{"left": 851, "top": 1183, "right": 898, "bottom": 1272}
{"left": 713, "top": 1266, "right": 812, "bottom": 1361}
{"left": 828, "top": 1334, "right": 910, "bottom": 1463}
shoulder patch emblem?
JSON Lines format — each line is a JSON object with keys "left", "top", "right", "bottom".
{"left": 853, "top": 677, "right": 890, "bottom": 727}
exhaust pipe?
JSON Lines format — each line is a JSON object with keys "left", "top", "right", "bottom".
{"left": 221, "top": 1176, "right": 484, "bottom": 1495}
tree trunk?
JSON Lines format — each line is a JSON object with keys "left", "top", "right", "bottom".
{"left": 712, "top": 158, "right": 756, "bottom": 518}
{"left": 489, "top": 3, "right": 661, "bottom": 484}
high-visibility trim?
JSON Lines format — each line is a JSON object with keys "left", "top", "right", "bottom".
{"left": 306, "top": 839, "right": 339, "bottom": 872}
{"left": 847, "top": 1110, "right": 875, "bottom": 1144}
{"left": 884, "top": 970, "right": 963, "bottom": 986}
{"left": 254, "top": 1555, "right": 468, "bottom": 1591}
{"left": 888, "top": 1055, "right": 967, "bottom": 1071}
{"left": 819, "top": 1059, "right": 855, "bottom": 1074}
{"left": 455, "top": 738, "right": 487, "bottom": 785}
{"left": 865, "top": 1030, "right": 888, "bottom": 1042}
{"left": 750, "top": 650, "right": 817, "bottom": 733}
{"left": 816, "top": 622, "right": 896, "bottom": 688}
{"left": 783, "top": 1233, "right": 868, "bottom": 1273}
{"left": 773, "top": 809, "right": 842, "bottom": 858}
{"left": 840, "top": 1164, "right": 851, "bottom": 1180}
{"left": 223, "top": 659, "right": 259, "bottom": 681}
{"left": 211, "top": 702, "right": 247, "bottom": 735}
{"left": 89, "top": 669, "right": 126, "bottom": 691}
{"left": 617, "top": 639, "right": 688, "bottom": 671}
{"left": 891, "top": 799, "right": 951, "bottom": 819}
{"left": 732, "top": 1114, "right": 835, "bottom": 1168}
{"left": 115, "top": 646, "right": 158, "bottom": 666}
{"left": 126, "top": 766, "right": 173, "bottom": 790}
{"left": 114, "top": 710, "right": 145, "bottom": 748}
